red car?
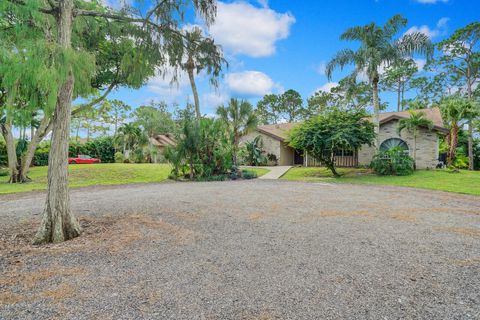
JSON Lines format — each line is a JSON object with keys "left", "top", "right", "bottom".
{"left": 68, "top": 155, "right": 101, "bottom": 164}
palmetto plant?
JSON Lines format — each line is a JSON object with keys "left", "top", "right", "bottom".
{"left": 217, "top": 98, "right": 258, "bottom": 167}
{"left": 397, "top": 111, "right": 433, "bottom": 169}
{"left": 326, "top": 15, "right": 433, "bottom": 146}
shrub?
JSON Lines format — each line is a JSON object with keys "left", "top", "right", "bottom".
{"left": 165, "top": 116, "right": 233, "bottom": 180}
{"left": 241, "top": 169, "right": 258, "bottom": 179}
{"left": 370, "top": 147, "right": 414, "bottom": 176}
{"left": 243, "top": 136, "right": 267, "bottom": 166}
{"left": 83, "top": 137, "right": 116, "bottom": 163}
{"left": 114, "top": 152, "right": 125, "bottom": 163}
{"left": 33, "top": 142, "right": 50, "bottom": 166}
{"left": 0, "top": 139, "right": 7, "bottom": 167}
{"left": 0, "top": 167, "right": 8, "bottom": 176}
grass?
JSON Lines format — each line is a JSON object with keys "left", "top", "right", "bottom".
{"left": 0, "top": 163, "right": 171, "bottom": 194}
{"left": 0, "top": 164, "right": 270, "bottom": 195}
{"left": 245, "top": 168, "right": 269, "bottom": 177}
{"left": 281, "top": 167, "right": 480, "bottom": 196}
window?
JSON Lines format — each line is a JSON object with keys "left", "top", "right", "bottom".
{"left": 380, "top": 138, "right": 409, "bottom": 151}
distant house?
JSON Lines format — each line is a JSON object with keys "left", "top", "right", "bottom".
{"left": 149, "top": 134, "right": 176, "bottom": 162}
{"left": 240, "top": 108, "right": 448, "bottom": 169}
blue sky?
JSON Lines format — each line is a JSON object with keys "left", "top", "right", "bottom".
{"left": 106, "top": 0, "right": 479, "bottom": 116}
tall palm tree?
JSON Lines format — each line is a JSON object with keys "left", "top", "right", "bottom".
{"left": 217, "top": 98, "right": 258, "bottom": 167}
{"left": 326, "top": 15, "right": 433, "bottom": 147}
{"left": 182, "top": 27, "right": 226, "bottom": 119}
{"left": 397, "top": 111, "right": 433, "bottom": 169}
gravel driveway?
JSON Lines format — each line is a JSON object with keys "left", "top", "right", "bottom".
{"left": 1, "top": 181, "right": 479, "bottom": 319}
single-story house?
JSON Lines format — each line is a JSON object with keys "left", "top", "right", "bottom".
{"left": 240, "top": 108, "right": 448, "bottom": 169}
{"left": 149, "top": 134, "right": 176, "bottom": 162}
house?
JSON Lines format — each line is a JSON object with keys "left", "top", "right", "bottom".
{"left": 149, "top": 134, "right": 176, "bottom": 162}
{"left": 240, "top": 108, "right": 448, "bottom": 169}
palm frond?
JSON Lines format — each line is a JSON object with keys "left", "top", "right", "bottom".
{"left": 325, "top": 49, "right": 356, "bottom": 79}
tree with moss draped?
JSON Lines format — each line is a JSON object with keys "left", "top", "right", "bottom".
{"left": 397, "top": 111, "right": 433, "bottom": 169}
{"left": 2, "top": 0, "right": 219, "bottom": 244}
{"left": 288, "top": 108, "right": 375, "bottom": 177}
{"left": 326, "top": 15, "right": 433, "bottom": 147}
{"left": 0, "top": 0, "right": 160, "bottom": 184}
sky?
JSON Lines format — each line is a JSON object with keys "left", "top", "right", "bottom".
{"left": 105, "top": 0, "right": 480, "bottom": 117}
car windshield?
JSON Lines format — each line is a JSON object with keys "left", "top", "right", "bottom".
{"left": 79, "top": 155, "right": 91, "bottom": 159}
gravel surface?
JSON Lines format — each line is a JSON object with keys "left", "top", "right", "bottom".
{"left": 1, "top": 180, "right": 479, "bottom": 319}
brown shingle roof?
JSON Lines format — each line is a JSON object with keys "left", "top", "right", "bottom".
{"left": 150, "top": 134, "right": 176, "bottom": 148}
{"left": 255, "top": 107, "right": 447, "bottom": 141}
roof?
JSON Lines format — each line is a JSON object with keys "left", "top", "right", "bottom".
{"left": 257, "top": 122, "right": 297, "bottom": 142}
{"left": 255, "top": 107, "right": 447, "bottom": 141}
{"left": 150, "top": 134, "right": 176, "bottom": 148}
{"left": 378, "top": 107, "right": 447, "bottom": 133}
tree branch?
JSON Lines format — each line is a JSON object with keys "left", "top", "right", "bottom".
{"left": 71, "top": 80, "right": 117, "bottom": 117}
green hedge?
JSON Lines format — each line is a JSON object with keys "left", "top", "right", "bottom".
{"left": 0, "top": 139, "right": 7, "bottom": 167}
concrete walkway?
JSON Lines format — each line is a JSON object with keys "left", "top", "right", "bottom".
{"left": 257, "top": 166, "right": 292, "bottom": 179}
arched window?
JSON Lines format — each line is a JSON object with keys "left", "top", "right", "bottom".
{"left": 380, "top": 138, "right": 409, "bottom": 151}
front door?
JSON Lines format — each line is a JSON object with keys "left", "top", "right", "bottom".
{"left": 294, "top": 150, "right": 304, "bottom": 165}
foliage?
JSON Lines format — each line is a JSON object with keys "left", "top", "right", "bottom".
{"left": 181, "top": 26, "right": 226, "bottom": 118}
{"left": 0, "top": 138, "right": 6, "bottom": 167}
{"left": 380, "top": 58, "right": 419, "bottom": 111}
{"left": 133, "top": 103, "right": 176, "bottom": 138}
{"left": 308, "top": 78, "right": 386, "bottom": 115}
{"left": 241, "top": 170, "right": 258, "bottom": 180}
{"left": 217, "top": 98, "right": 258, "bottom": 167}
{"left": 0, "top": 168, "right": 8, "bottom": 177}
{"left": 165, "top": 116, "right": 233, "bottom": 180}
{"left": 114, "top": 152, "right": 125, "bottom": 164}
{"left": 326, "top": 14, "right": 433, "bottom": 139}
{"left": 288, "top": 108, "right": 375, "bottom": 176}
{"left": 243, "top": 136, "right": 267, "bottom": 166}
{"left": 256, "top": 89, "right": 305, "bottom": 124}
{"left": 33, "top": 142, "right": 50, "bottom": 167}
{"left": 397, "top": 110, "right": 433, "bottom": 168}
{"left": 370, "top": 147, "right": 414, "bottom": 176}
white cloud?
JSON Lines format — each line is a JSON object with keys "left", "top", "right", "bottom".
{"left": 209, "top": 1, "right": 295, "bottom": 57}
{"left": 225, "top": 71, "right": 276, "bottom": 97}
{"left": 202, "top": 91, "right": 229, "bottom": 108}
{"left": 316, "top": 62, "right": 327, "bottom": 75}
{"left": 146, "top": 67, "right": 190, "bottom": 102}
{"left": 413, "top": 58, "right": 427, "bottom": 71}
{"left": 404, "top": 17, "right": 449, "bottom": 39}
{"left": 314, "top": 82, "right": 338, "bottom": 94}
{"left": 414, "top": 0, "right": 448, "bottom": 3}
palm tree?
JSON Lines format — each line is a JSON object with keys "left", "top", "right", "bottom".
{"left": 397, "top": 111, "right": 433, "bottom": 169}
{"left": 439, "top": 95, "right": 477, "bottom": 166}
{"left": 326, "top": 15, "right": 433, "bottom": 147}
{"left": 216, "top": 98, "right": 258, "bottom": 167}
{"left": 115, "top": 123, "right": 144, "bottom": 160}
{"left": 182, "top": 27, "right": 226, "bottom": 119}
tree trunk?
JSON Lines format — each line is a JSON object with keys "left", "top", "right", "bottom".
{"left": 396, "top": 80, "right": 401, "bottom": 112}
{"left": 372, "top": 77, "right": 380, "bottom": 149}
{"left": 187, "top": 65, "right": 201, "bottom": 119}
{"left": 18, "top": 117, "right": 52, "bottom": 182}
{"left": 447, "top": 124, "right": 459, "bottom": 167}
{"left": 413, "top": 131, "right": 417, "bottom": 170}
{"left": 34, "top": 0, "right": 81, "bottom": 244}
{"left": 1, "top": 122, "right": 20, "bottom": 183}
{"left": 468, "top": 120, "right": 474, "bottom": 170}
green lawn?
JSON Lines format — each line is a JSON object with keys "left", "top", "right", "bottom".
{"left": 0, "top": 163, "right": 172, "bottom": 194}
{"left": 282, "top": 167, "right": 480, "bottom": 196}
{"left": 0, "top": 164, "right": 270, "bottom": 195}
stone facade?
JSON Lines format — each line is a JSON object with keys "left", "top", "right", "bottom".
{"left": 358, "top": 119, "right": 440, "bottom": 169}
{"left": 240, "top": 132, "right": 295, "bottom": 166}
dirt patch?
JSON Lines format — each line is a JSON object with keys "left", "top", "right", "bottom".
{"left": 391, "top": 213, "right": 417, "bottom": 223}
{"left": 0, "top": 267, "right": 86, "bottom": 289}
{"left": 41, "top": 283, "right": 77, "bottom": 303}
{"left": 435, "top": 226, "right": 480, "bottom": 237}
